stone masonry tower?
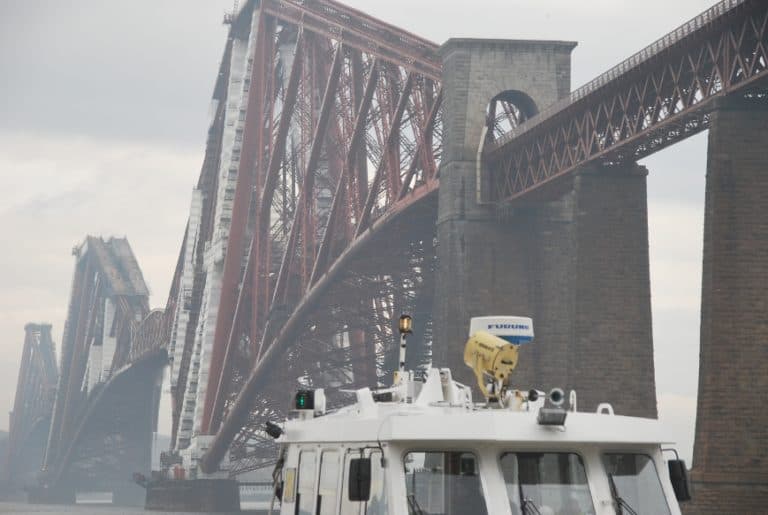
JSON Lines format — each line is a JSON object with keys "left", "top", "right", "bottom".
{"left": 434, "top": 39, "right": 657, "bottom": 418}
{"left": 686, "top": 97, "right": 768, "bottom": 513}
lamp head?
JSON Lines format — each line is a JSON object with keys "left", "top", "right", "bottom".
{"left": 399, "top": 314, "right": 413, "bottom": 334}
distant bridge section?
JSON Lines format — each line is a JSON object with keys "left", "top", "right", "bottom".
{"left": 3, "top": 324, "right": 58, "bottom": 490}
{"left": 35, "top": 237, "right": 168, "bottom": 505}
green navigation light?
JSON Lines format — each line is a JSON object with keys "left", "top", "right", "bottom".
{"left": 295, "top": 390, "right": 315, "bottom": 410}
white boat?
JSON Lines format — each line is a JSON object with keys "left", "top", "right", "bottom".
{"left": 266, "top": 316, "right": 691, "bottom": 514}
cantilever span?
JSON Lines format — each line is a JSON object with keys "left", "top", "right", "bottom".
{"left": 160, "top": 0, "right": 443, "bottom": 476}
{"left": 28, "top": 237, "right": 170, "bottom": 505}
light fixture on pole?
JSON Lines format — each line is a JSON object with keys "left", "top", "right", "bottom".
{"left": 396, "top": 315, "right": 413, "bottom": 383}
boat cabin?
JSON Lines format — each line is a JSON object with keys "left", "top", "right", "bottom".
{"left": 268, "top": 317, "right": 691, "bottom": 515}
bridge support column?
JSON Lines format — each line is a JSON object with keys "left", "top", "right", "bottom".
{"left": 434, "top": 168, "right": 537, "bottom": 383}
{"left": 435, "top": 163, "right": 657, "bottom": 414}
{"left": 434, "top": 39, "right": 656, "bottom": 416}
{"left": 434, "top": 38, "right": 576, "bottom": 385}
{"left": 687, "top": 98, "right": 768, "bottom": 513}
{"left": 564, "top": 164, "right": 656, "bottom": 417}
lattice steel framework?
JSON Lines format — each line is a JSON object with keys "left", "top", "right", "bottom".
{"left": 185, "top": 0, "right": 443, "bottom": 474}
{"left": 186, "top": 0, "right": 768, "bottom": 475}
{"left": 485, "top": 0, "right": 768, "bottom": 201}
{"left": 41, "top": 237, "right": 168, "bottom": 486}
{"left": 3, "top": 324, "right": 58, "bottom": 482}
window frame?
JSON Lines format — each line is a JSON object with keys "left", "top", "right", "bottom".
{"left": 601, "top": 451, "right": 672, "bottom": 515}
{"left": 497, "top": 449, "right": 597, "bottom": 515}
{"left": 295, "top": 449, "right": 318, "bottom": 515}
{"left": 340, "top": 447, "right": 387, "bottom": 515}
{"left": 401, "top": 447, "right": 490, "bottom": 515}
{"left": 317, "top": 449, "right": 342, "bottom": 515}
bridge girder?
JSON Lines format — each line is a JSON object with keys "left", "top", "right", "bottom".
{"left": 486, "top": 0, "right": 768, "bottom": 202}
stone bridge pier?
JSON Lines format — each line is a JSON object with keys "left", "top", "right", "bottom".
{"left": 433, "top": 39, "right": 657, "bottom": 418}
{"left": 686, "top": 97, "right": 768, "bottom": 513}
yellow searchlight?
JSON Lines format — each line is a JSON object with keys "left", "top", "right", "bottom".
{"left": 463, "top": 316, "right": 534, "bottom": 400}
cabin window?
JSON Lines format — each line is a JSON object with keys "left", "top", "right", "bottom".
{"left": 403, "top": 451, "right": 488, "bottom": 515}
{"left": 296, "top": 450, "right": 316, "bottom": 515}
{"left": 341, "top": 450, "right": 387, "bottom": 515}
{"left": 318, "top": 451, "right": 340, "bottom": 515}
{"left": 500, "top": 452, "right": 595, "bottom": 515}
{"left": 602, "top": 454, "right": 671, "bottom": 515}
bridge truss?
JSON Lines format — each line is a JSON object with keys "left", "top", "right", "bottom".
{"left": 486, "top": 0, "right": 768, "bottom": 201}
{"left": 4, "top": 324, "right": 58, "bottom": 484}
{"left": 164, "top": 0, "right": 443, "bottom": 474}
{"left": 40, "top": 237, "right": 168, "bottom": 494}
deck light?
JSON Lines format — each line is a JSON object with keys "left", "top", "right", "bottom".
{"left": 538, "top": 408, "right": 568, "bottom": 426}
{"left": 399, "top": 314, "right": 413, "bottom": 334}
{"left": 396, "top": 315, "right": 413, "bottom": 384}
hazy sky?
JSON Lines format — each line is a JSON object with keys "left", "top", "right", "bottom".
{"left": 0, "top": 0, "right": 714, "bottom": 461}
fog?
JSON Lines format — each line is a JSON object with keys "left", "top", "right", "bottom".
{"left": 0, "top": 0, "right": 712, "bottom": 468}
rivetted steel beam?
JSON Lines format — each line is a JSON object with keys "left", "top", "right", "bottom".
{"left": 260, "top": 0, "right": 440, "bottom": 79}
{"left": 201, "top": 19, "right": 302, "bottom": 435}
{"left": 350, "top": 50, "right": 371, "bottom": 217}
{"left": 309, "top": 59, "right": 381, "bottom": 286}
{"left": 355, "top": 73, "right": 414, "bottom": 237}
{"left": 397, "top": 88, "right": 443, "bottom": 200}
{"left": 207, "top": 31, "right": 349, "bottom": 435}
{"left": 252, "top": 56, "right": 380, "bottom": 376}
{"left": 270, "top": 45, "right": 344, "bottom": 292}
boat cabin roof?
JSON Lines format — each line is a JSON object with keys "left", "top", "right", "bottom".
{"left": 281, "top": 369, "right": 670, "bottom": 448}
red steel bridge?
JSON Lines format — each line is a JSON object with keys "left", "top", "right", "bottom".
{"left": 5, "top": 0, "right": 767, "bottom": 511}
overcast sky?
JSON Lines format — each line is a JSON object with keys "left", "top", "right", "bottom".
{"left": 0, "top": 0, "right": 714, "bottom": 461}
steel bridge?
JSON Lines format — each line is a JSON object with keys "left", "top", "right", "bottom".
{"left": 6, "top": 237, "right": 172, "bottom": 504}
{"left": 170, "top": 1, "right": 765, "bottom": 511}
{"left": 6, "top": 0, "right": 767, "bottom": 511}
{"left": 3, "top": 324, "right": 58, "bottom": 491}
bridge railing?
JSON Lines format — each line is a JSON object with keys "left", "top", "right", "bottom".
{"left": 490, "top": 0, "right": 746, "bottom": 149}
